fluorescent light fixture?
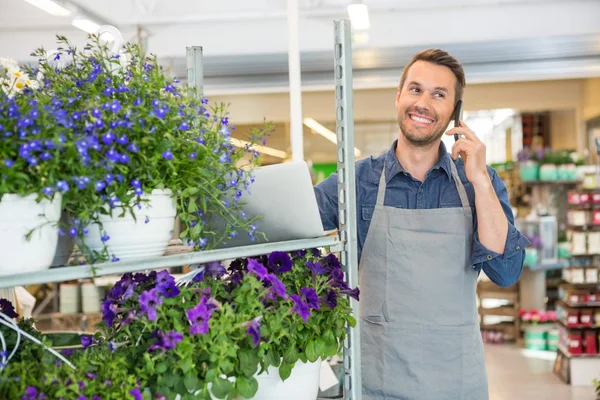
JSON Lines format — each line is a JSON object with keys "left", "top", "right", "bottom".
{"left": 303, "top": 118, "right": 362, "bottom": 157}
{"left": 230, "top": 138, "right": 288, "bottom": 159}
{"left": 24, "top": 0, "right": 71, "bottom": 16}
{"left": 72, "top": 17, "right": 100, "bottom": 33}
{"left": 347, "top": 3, "right": 370, "bottom": 30}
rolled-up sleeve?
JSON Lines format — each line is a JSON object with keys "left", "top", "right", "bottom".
{"left": 471, "top": 169, "right": 531, "bottom": 287}
{"left": 314, "top": 173, "right": 339, "bottom": 231}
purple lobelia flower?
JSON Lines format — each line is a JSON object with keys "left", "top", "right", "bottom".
{"left": 186, "top": 296, "right": 214, "bottom": 335}
{"left": 301, "top": 287, "right": 320, "bottom": 310}
{"left": 289, "top": 295, "right": 311, "bottom": 322}
{"left": 267, "top": 251, "right": 292, "bottom": 274}
{"left": 264, "top": 274, "right": 287, "bottom": 299}
{"left": 139, "top": 289, "right": 163, "bottom": 321}
{"left": 0, "top": 298, "right": 19, "bottom": 319}
{"left": 247, "top": 259, "right": 268, "bottom": 279}
{"left": 242, "top": 316, "right": 262, "bottom": 347}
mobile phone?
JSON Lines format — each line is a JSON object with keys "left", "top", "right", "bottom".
{"left": 453, "top": 100, "right": 463, "bottom": 142}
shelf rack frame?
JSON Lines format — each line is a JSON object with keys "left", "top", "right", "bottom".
{"left": 1, "top": 19, "right": 363, "bottom": 400}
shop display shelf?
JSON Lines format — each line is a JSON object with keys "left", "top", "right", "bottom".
{"left": 557, "top": 318, "right": 600, "bottom": 330}
{"left": 479, "top": 305, "right": 519, "bottom": 317}
{"left": 559, "top": 299, "right": 600, "bottom": 308}
{"left": 557, "top": 343, "right": 600, "bottom": 359}
{"left": 0, "top": 236, "right": 342, "bottom": 289}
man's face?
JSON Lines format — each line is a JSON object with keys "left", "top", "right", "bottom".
{"left": 396, "top": 61, "right": 457, "bottom": 147}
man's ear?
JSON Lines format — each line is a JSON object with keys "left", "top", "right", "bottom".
{"left": 395, "top": 88, "right": 401, "bottom": 108}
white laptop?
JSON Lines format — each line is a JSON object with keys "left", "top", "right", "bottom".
{"left": 210, "top": 161, "right": 326, "bottom": 248}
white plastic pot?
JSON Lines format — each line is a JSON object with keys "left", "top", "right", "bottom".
{"left": 0, "top": 193, "right": 62, "bottom": 276}
{"left": 81, "top": 189, "right": 177, "bottom": 261}
{"left": 250, "top": 359, "right": 321, "bottom": 400}
{"left": 175, "top": 359, "right": 321, "bottom": 400}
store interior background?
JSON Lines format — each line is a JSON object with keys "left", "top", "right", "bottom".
{"left": 2, "top": 0, "right": 600, "bottom": 399}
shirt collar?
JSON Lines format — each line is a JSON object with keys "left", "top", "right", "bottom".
{"left": 384, "top": 139, "right": 453, "bottom": 183}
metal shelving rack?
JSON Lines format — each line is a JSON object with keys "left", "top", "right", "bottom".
{"left": 0, "top": 19, "right": 361, "bottom": 400}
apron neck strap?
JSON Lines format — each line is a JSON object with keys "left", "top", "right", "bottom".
{"left": 449, "top": 160, "right": 470, "bottom": 208}
{"left": 376, "top": 158, "right": 470, "bottom": 208}
{"left": 376, "top": 165, "right": 387, "bottom": 206}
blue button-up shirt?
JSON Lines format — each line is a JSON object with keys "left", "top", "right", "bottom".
{"left": 314, "top": 140, "right": 530, "bottom": 288}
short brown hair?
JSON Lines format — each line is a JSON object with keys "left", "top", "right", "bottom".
{"left": 398, "top": 49, "right": 466, "bottom": 103}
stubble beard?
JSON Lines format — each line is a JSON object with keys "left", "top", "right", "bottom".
{"left": 398, "top": 112, "right": 448, "bottom": 149}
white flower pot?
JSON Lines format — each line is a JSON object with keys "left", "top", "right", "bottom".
{"left": 0, "top": 193, "right": 62, "bottom": 276}
{"left": 175, "top": 359, "right": 321, "bottom": 400}
{"left": 250, "top": 359, "right": 321, "bottom": 400}
{"left": 81, "top": 189, "right": 177, "bottom": 261}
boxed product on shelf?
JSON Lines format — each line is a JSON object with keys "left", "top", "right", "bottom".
{"left": 585, "top": 330, "right": 598, "bottom": 354}
{"left": 580, "top": 310, "right": 594, "bottom": 327}
{"left": 566, "top": 308, "right": 580, "bottom": 327}
{"left": 569, "top": 331, "right": 583, "bottom": 355}
{"left": 589, "top": 232, "right": 600, "bottom": 254}
{"left": 568, "top": 210, "right": 591, "bottom": 226}
{"left": 595, "top": 309, "right": 600, "bottom": 327}
{"left": 570, "top": 231, "right": 587, "bottom": 255}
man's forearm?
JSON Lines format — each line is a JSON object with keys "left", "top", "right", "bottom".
{"left": 473, "top": 177, "right": 509, "bottom": 254}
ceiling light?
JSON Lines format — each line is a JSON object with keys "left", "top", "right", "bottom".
{"left": 230, "top": 138, "right": 288, "bottom": 159}
{"left": 303, "top": 118, "right": 362, "bottom": 157}
{"left": 347, "top": 3, "right": 370, "bottom": 30}
{"left": 72, "top": 17, "right": 100, "bottom": 33}
{"left": 24, "top": 0, "right": 71, "bottom": 16}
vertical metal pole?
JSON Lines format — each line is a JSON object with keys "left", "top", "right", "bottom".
{"left": 174, "top": 46, "right": 204, "bottom": 241}
{"left": 334, "top": 19, "right": 361, "bottom": 400}
{"left": 186, "top": 46, "right": 204, "bottom": 99}
{"left": 287, "top": 0, "right": 304, "bottom": 161}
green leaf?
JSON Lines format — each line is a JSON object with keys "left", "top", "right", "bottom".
{"left": 211, "top": 377, "right": 233, "bottom": 399}
{"left": 283, "top": 345, "right": 298, "bottom": 365}
{"left": 235, "top": 375, "right": 259, "bottom": 399}
{"left": 279, "top": 362, "right": 293, "bottom": 381}
{"left": 315, "top": 338, "right": 325, "bottom": 357}
{"left": 184, "top": 373, "right": 199, "bottom": 392}
{"left": 346, "top": 315, "right": 357, "bottom": 328}
{"left": 298, "top": 352, "right": 308, "bottom": 363}
{"left": 266, "top": 349, "right": 280, "bottom": 368}
{"left": 156, "top": 362, "right": 168, "bottom": 373}
{"left": 239, "top": 349, "right": 259, "bottom": 378}
{"left": 180, "top": 356, "right": 193, "bottom": 374}
{"left": 305, "top": 339, "right": 318, "bottom": 363}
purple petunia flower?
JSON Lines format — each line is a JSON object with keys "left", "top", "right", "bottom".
{"left": 291, "top": 250, "right": 306, "bottom": 259}
{"left": 139, "top": 288, "right": 162, "bottom": 321}
{"left": 322, "top": 253, "right": 341, "bottom": 270}
{"left": 322, "top": 289, "right": 337, "bottom": 309}
{"left": 247, "top": 259, "right": 268, "bottom": 279}
{"left": 243, "top": 316, "right": 262, "bottom": 347}
{"left": 341, "top": 287, "right": 360, "bottom": 301}
{"left": 268, "top": 252, "right": 292, "bottom": 274}
{"left": 157, "top": 281, "right": 180, "bottom": 298}
{"left": 129, "top": 388, "right": 143, "bottom": 400}
{"left": 0, "top": 298, "right": 19, "bottom": 319}
{"left": 265, "top": 274, "right": 287, "bottom": 299}
{"left": 80, "top": 336, "right": 93, "bottom": 349}
{"left": 306, "top": 260, "right": 328, "bottom": 275}
{"left": 301, "top": 287, "right": 320, "bottom": 310}
{"left": 203, "top": 261, "right": 226, "bottom": 279}
{"left": 102, "top": 301, "right": 118, "bottom": 326}
{"left": 290, "top": 294, "right": 311, "bottom": 322}
{"left": 186, "top": 296, "right": 213, "bottom": 335}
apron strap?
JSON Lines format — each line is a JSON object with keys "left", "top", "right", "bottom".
{"left": 449, "top": 160, "right": 470, "bottom": 208}
{"left": 376, "top": 166, "right": 387, "bottom": 206}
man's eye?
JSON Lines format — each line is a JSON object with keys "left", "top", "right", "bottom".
{"left": 434, "top": 92, "right": 445, "bottom": 98}
{"left": 409, "top": 87, "right": 420, "bottom": 93}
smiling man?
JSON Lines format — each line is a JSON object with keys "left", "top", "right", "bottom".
{"left": 314, "top": 49, "right": 530, "bottom": 399}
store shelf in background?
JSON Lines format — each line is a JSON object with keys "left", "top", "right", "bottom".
{"left": 0, "top": 236, "right": 341, "bottom": 288}
{"left": 479, "top": 305, "right": 519, "bottom": 317}
{"left": 557, "top": 319, "right": 600, "bottom": 330}
{"left": 559, "top": 299, "right": 600, "bottom": 308}
{"left": 527, "top": 261, "right": 570, "bottom": 271}
{"left": 523, "top": 180, "right": 580, "bottom": 185}
{"left": 557, "top": 343, "right": 600, "bottom": 359}
{"left": 481, "top": 321, "right": 519, "bottom": 341}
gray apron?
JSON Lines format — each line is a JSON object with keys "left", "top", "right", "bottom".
{"left": 359, "top": 160, "right": 489, "bottom": 400}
